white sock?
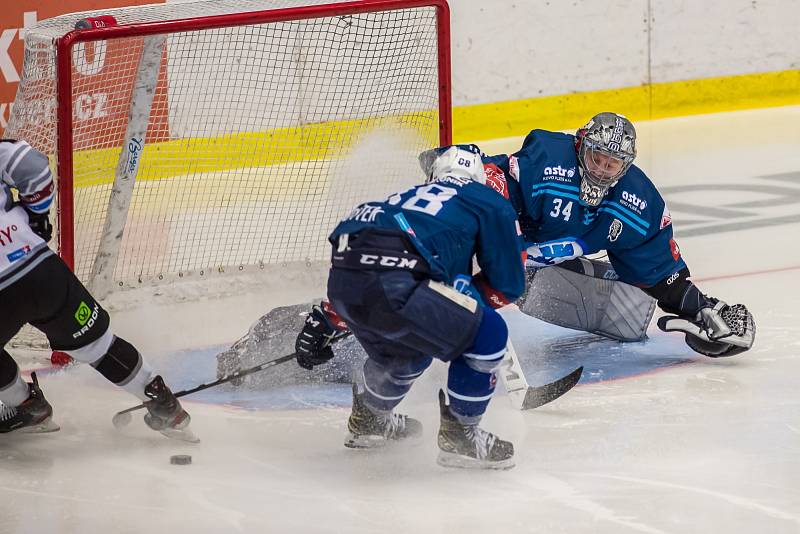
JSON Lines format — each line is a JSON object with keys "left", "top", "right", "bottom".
{"left": 119, "top": 361, "right": 157, "bottom": 402}
{"left": 0, "top": 374, "right": 30, "bottom": 407}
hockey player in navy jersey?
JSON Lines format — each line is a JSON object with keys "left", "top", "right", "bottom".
{"left": 0, "top": 139, "right": 195, "bottom": 441}
{"left": 294, "top": 145, "right": 526, "bottom": 469}
{"left": 481, "top": 112, "right": 754, "bottom": 357}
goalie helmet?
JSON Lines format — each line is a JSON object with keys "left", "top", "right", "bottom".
{"left": 418, "top": 144, "right": 486, "bottom": 185}
{"left": 574, "top": 112, "right": 637, "bottom": 207}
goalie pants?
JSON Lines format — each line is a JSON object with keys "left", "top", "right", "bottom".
{"left": 0, "top": 254, "right": 155, "bottom": 406}
{"left": 328, "top": 264, "right": 508, "bottom": 422}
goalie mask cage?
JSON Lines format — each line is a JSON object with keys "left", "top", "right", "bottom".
{"left": 6, "top": 0, "right": 451, "bottom": 302}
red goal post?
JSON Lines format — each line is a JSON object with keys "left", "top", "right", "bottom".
{"left": 8, "top": 0, "right": 452, "bottom": 298}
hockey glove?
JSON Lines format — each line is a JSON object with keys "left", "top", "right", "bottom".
{"left": 658, "top": 300, "right": 755, "bottom": 357}
{"left": 295, "top": 302, "right": 347, "bottom": 370}
{"left": 26, "top": 210, "right": 53, "bottom": 243}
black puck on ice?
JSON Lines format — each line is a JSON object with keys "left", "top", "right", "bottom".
{"left": 170, "top": 454, "right": 192, "bottom": 465}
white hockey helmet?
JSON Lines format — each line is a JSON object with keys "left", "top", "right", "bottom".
{"left": 418, "top": 144, "right": 486, "bottom": 184}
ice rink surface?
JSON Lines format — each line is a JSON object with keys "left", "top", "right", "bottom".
{"left": 2, "top": 107, "right": 800, "bottom": 534}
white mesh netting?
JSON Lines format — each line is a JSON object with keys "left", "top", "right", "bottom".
{"left": 6, "top": 0, "right": 446, "bottom": 350}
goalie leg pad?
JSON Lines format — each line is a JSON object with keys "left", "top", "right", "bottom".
{"left": 519, "top": 258, "right": 655, "bottom": 342}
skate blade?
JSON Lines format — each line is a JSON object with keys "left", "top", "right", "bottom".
{"left": 344, "top": 432, "right": 387, "bottom": 449}
{"left": 436, "top": 450, "right": 515, "bottom": 470}
{"left": 17, "top": 418, "right": 60, "bottom": 434}
{"left": 159, "top": 426, "right": 200, "bottom": 444}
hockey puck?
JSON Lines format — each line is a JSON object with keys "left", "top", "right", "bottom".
{"left": 170, "top": 454, "right": 192, "bottom": 465}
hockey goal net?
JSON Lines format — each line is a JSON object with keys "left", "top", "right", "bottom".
{"left": 6, "top": 0, "right": 451, "bottom": 351}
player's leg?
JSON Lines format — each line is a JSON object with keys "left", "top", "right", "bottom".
{"left": 438, "top": 306, "right": 514, "bottom": 469}
{"left": 0, "top": 273, "right": 59, "bottom": 433}
{"left": 27, "top": 256, "right": 193, "bottom": 439}
{"left": 328, "top": 267, "right": 444, "bottom": 448}
{"left": 344, "top": 344, "right": 431, "bottom": 448}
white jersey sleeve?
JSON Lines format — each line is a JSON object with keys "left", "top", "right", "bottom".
{"left": 0, "top": 140, "right": 55, "bottom": 214}
{"left": 0, "top": 140, "right": 54, "bottom": 289}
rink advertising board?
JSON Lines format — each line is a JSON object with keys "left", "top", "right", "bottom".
{"left": 0, "top": 0, "right": 163, "bottom": 136}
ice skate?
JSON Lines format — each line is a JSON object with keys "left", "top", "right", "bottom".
{"left": 436, "top": 390, "right": 514, "bottom": 470}
{"left": 143, "top": 375, "right": 198, "bottom": 443}
{"left": 344, "top": 384, "right": 422, "bottom": 449}
{"left": 0, "top": 373, "right": 60, "bottom": 434}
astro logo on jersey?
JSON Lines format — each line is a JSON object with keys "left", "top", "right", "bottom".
{"left": 621, "top": 191, "right": 647, "bottom": 211}
{"left": 543, "top": 165, "right": 576, "bottom": 181}
{"left": 73, "top": 301, "right": 100, "bottom": 338}
{"left": 608, "top": 219, "right": 623, "bottom": 242}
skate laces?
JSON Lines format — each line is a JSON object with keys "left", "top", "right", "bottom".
{"left": 377, "top": 412, "right": 406, "bottom": 437}
{"left": 465, "top": 425, "right": 496, "bottom": 460}
{"left": 0, "top": 405, "right": 18, "bottom": 422}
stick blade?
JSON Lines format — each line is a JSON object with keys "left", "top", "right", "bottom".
{"left": 520, "top": 366, "right": 583, "bottom": 410}
{"left": 112, "top": 410, "right": 133, "bottom": 428}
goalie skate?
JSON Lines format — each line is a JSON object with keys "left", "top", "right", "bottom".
{"left": 344, "top": 384, "right": 422, "bottom": 449}
{"left": 143, "top": 376, "right": 199, "bottom": 443}
{"left": 0, "top": 373, "right": 60, "bottom": 434}
{"left": 436, "top": 390, "right": 514, "bottom": 470}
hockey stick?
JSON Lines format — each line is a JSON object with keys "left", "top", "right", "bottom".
{"left": 499, "top": 339, "right": 583, "bottom": 410}
{"left": 111, "top": 331, "right": 352, "bottom": 428}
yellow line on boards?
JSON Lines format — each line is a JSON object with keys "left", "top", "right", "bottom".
{"left": 71, "top": 114, "right": 438, "bottom": 188}
{"left": 69, "top": 69, "right": 799, "bottom": 187}
{"left": 452, "top": 69, "right": 800, "bottom": 143}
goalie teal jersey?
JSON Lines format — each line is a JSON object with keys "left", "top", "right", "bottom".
{"left": 329, "top": 177, "right": 526, "bottom": 303}
{"left": 483, "top": 129, "right": 687, "bottom": 287}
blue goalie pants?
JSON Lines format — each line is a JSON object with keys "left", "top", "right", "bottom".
{"left": 328, "top": 265, "right": 508, "bottom": 422}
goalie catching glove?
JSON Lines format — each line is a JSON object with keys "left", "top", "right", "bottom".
{"left": 295, "top": 301, "right": 349, "bottom": 370}
{"left": 658, "top": 300, "right": 755, "bottom": 358}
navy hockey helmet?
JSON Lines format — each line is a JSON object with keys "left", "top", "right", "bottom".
{"left": 418, "top": 144, "right": 486, "bottom": 184}
{"left": 574, "top": 112, "right": 637, "bottom": 207}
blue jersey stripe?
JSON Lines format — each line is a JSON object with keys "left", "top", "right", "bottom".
{"left": 531, "top": 181, "right": 580, "bottom": 194}
{"left": 532, "top": 188, "right": 582, "bottom": 203}
{"left": 603, "top": 200, "right": 651, "bottom": 228}
{"left": 598, "top": 206, "right": 647, "bottom": 236}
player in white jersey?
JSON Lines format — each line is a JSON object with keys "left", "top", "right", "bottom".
{"left": 0, "top": 139, "right": 196, "bottom": 441}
